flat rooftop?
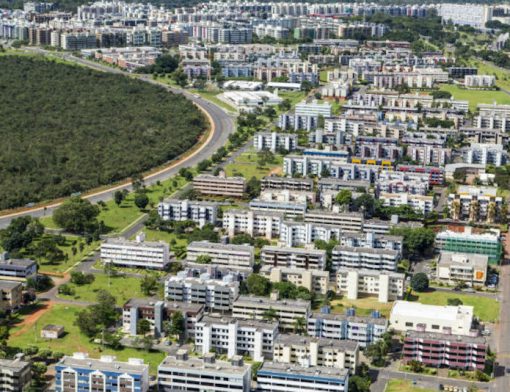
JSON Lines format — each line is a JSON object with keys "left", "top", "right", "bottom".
{"left": 261, "top": 245, "right": 326, "bottom": 256}
{"left": 258, "top": 362, "right": 349, "bottom": 379}
{"left": 274, "top": 334, "right": 358, "bottom": 351}
{"left": 58, "top": 354, "right": 148, "bottom": 374}
{"left": 309, "top": 311, "right": 387, "bottom": 326}
{"left": 234, "top": 295, "right": 310, "bottom": 309}
{"left": 198, "top": 314, "right": 278, "bottom": 330}
{"left": 188, "top": 241, "right": 254, "bottom": 253}
{"left": 159, "top": 355, "right": 250, "bottom": 375}
{"left": 391, "top": 301, "right": 473, "bottom": 324}
{"left": 406, "top": 330, "right": 486, "bottom": 345}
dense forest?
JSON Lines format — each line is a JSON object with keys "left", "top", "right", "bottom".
{"left": 0, "top": 56, "right": 206, "bottom": 210}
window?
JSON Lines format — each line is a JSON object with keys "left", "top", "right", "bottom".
{"left": 405, "top": 322, "right": 413, "bottom": 327}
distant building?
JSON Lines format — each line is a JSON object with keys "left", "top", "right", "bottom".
{"left": 257, "top": 362, "right": 350, "bottom": 392}
{"left": 195, "top": 314, "right": 278, "bottom": 361}
{"left": 158, "top": 199, "right": 218, "bottom": 227}
{"left": 193, "top": 172, "right": 246, "bottom": 198}
{"left": 260, "top": 265, "right": 329, "bottom": 294}
{"left": 253, "top": 132, "right": 298, "bottom": 152}
{"left": 0, "top": 357, "right": 32, "bottom": 392}
{"left": 0, "top": 255, "right": 37, "bottom": 281}
{"left": 187, "top": 241, "right": 254, "bottom": 268}
{"left": 389, "top": 301, "right": 474, "bottom": 336}
{"left": 0, "top": 280, "right": 23, "bottom": 312}
{"left": 158, "top": 351, "right": 252, "bottom": 392}
{"left": 437, "top": 252, "right": 488, "bottom": 286}
{"left": 331, "top": 246, "right": 400, "bottom": 272}
{"left": 55, "top": 353, "right": 149, "bottom": 392}
{"left": 100, "top": 233, "right": 171, "bottom": 270}
{"left": 41, "top": 324, "right": 65, "bottom": 339}
{"left": 261, "top": 176, "right": 314, "bottom": 192}
{"left": 260, "top": 246, "right": 327, "bottom": 270}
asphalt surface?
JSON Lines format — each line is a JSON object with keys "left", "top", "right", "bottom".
{"left": 0, "top": 49, "right": 236, "bottom": 228}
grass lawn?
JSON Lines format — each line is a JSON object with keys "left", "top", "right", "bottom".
{"left": 137, "top": 228, "right": 188, "bottom": 248}
{"left": 57, "top": 273, "right": 155, "bottom": 304}
{"left": 278, "top": 91, "right": 307, "bottom": 107}
{"left": 34, "top": 235, "right": 99, "bottom": 275}
{"left": 439, "top": 84, "right": 510, "bottom": 112}
{"left": 191, "top": 89, "right": 237, "bottom": 112}
{"left": 224, "top": 150, "right": 283, "bottom": 180}
{"left": 468, "top": 59, "right": 510, "bottom": 92}
{"left": 385, "top": 379, "right": 435, "bottom": 392}
{"left": 329, "top": 295, "right": 393, "bottom": 318}
{"left": 408, "top": 290, "right": 500, "bottom": 322}
{"left": 8, "top": 304, "right": 165, "bottom": 374}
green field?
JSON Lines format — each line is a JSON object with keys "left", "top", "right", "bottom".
{"left": 33, "top": 235, "right": 99, "bottom": 275}
{"left": 439, "top": 84, "right": 510, "bottom": 112}
{"left": 330, "top": 296, "right": 393, "bottom": 318}
{"left": 57, "top": 273, "right": 156, "bottom": 304}
{"left": 278, "top": 91, "right": 307, "bottom": 108}
{"left": 8, "top": 304, "right": 165, "bottom": 374}
{"left": 409, "top": 290, "right": 500, "bottom": 322}
{"left": 138, "top": 228, "right": 188, "bottom": 248}
{"left": 469, "top": 59, "right": 510, "bottom": 92}
{"left": 224, "top": 150, "right": 283, "bottom": 179}
{"left": 385, "top": 379, "right": 435, "bottom": 392}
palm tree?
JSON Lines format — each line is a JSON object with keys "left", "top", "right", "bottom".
{"left": 293, "top": 317, "right": 306, "bottom": 335}
{"left": 451, "top": 199, "right": 461, "bottom": 220}
{"left": 262, "top": 307, "right": 278, "bottom": 322}
{"left": 487, "top": 201, "right": 497, "bottom": 224}
{"left": 469, "top": 200, "right": 479, "bottom": 222}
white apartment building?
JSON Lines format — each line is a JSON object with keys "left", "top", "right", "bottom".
{"left": 280, "top": 221, "right": 343, "bottom": 247}
{"left": 437, "top": 252, "right": 488, "bottom": 286}
{"left": 260, "top": 265, "right": 330, "bottom": 294}
{"left": 464, "top": 143, "right": 506, "bottom": 166}
{"left": 187, "top": 241, "right": 254, "bottom": 268}
{"left": 223, "top": 209, "right": 283, "bottom": 239}
{"left": 0, "top": 357, "right": 32, "bottom": 392}
{"left": 100, "top": 233, "right": 171, "bottom": 270}
{"left": 253, "top": 132, "right": 298, "bottom": 152}
{"left": 273, "top": 334, "right": 359, "bottom": 373}
{"left": 376, "top": 171, "right": 430, "bottom": 195}
{"left": 407, "top": 145, "right": 451, "bottom": 166}
{"left": 476, "top": 103, "right": 510, "bottom": 132}
{"left": 448, "top": 186, "right": 503, "bottom": 223}
{"left": 158, "top": 351, "right": 251, "bottom": 392}
{"left": 308, "top": 309, "right": 388, "bottom": 348}
{"left": 165, "top": 274, "right": 239, "bottom": 312}
{"left": 259, "top": 189, "right": 316, "bottom": 204}
{"left": 438, "top": 3, "right": 492, "bottom": 28}
{"left": 193, "top": 173, "right": 246, "bottom": 197}
{"left": 336, "top": 268, "right": 405, "bottom": 303}
{"left": 232, "top": 294, "right": 311, "bottom": 331}
{"left": 257, "top": 362, "right": 349, "bottom": 392}
{"left": 339, "top": 231, "right": 403, "bottom": 253}
{"left": 295, "top": 100, "right": 333, "bottom": 117}
{"left": 389, "top": 301, "right": 474, "bottom": 335}
{"left": 465, "top": 75, "right": 495, "bottom": 88}
{"left": 331, "top": 246, "right": 400, "bottom": 272}
{"left": 304, "top": 210, "right": 364, "bottom": 232}
{"left": 249, "top": 198, "right": 307, "bottom": 217}
{"left": 260, "top": 246, "right": 327, "bottom": 270}
{"left": 158, "top": 199, "right": 218, "bottom": 227}
{"left": 195, "top": 315, "right": 278, "bottom": 361}
{"left": 379, "top": 192, "right": 434, "bottom": 215}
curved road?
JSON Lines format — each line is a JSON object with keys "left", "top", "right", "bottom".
{"left": 0, "top": 50, "right": 235, "bottom": 228}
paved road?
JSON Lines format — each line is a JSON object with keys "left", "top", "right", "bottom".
{"left": 0, "top": 49, "right": 236, "bottom": 228}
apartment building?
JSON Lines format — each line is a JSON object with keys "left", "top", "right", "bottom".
{"left": 376, "top": 171, "right": 430, "bottom": 195}
{"left": 396, "top": 164, "right": 444, "bottom": 185}
{"left": 476, "top": 103, "right": 510, "bottom": 132}
{"left": 165, "top": 274, "right": 239, "bottom": 312}
{"left": 436, "top": 228, "right": 502, "bottom": 265}
{"left": 407, "top": 145, "right": 451, "bottom": 166}
{"left": 261, "top": 176, "right": 314, "bottom": 192}
{"left": 336, "top": 268, "right": 405, "bottom": 303}
{"left": 464, "top": 143, "right": 506, "bottom": 166}
{"left": 331, "top": 246, "right": 399, "bottom": 272}
{"left": 187, "top": 241, "right": 254, "bottom": 268}
{"left": 60, "top": 32, "right": 97, "bottom": 50}
{"left": 465, "top": 75, "right": 495, "bottom": 88}
{"left": 339, "top": 231, "right": 403, "bottom": 253}
{"left": 223, "top": 209, "right": 283, "bottom": 239}
{"left": 308, "top": 308, "right": 388, "bottom": 347}
{"left": 0, "top": 280, "right": 23, "bottom": 312}
{"left": 100, "top": 233, "right": 171, "bottom": 270}
{"left": 0, "top": 357, "right": 32, "bottom": 392}
{"left": 260, "top": 246, "right": 327, "bottom": 270}
{"left": 122, "top": 298, "right": 204, "bottom": 338}
{"left": 437, "top": 252, "right": 488, "bottom": 286}
{"left": 318, "top": 178, "right": 371, "bottom": 193}
{"left": 260, "top": 265, "right": 329, "bottom": 294}
{"left": 55, "top": 353, "right": 149, "bottom": 392}
{"left": 273, "top": 334, "right": 359, "bottom": 373}
{"left": 193, "top": 173, "right": 246, "bottom": 197}
{"left": 181, "top": 262, "right": 252, "bottom": 283}
{"left": 403, "top": 330, "right": 487, "bottom": 370}
{"left": 158, "top": 351, "right": 251, "bottom": 392}
{"left": 259, "top": 189, "right": 316, "bottom": 204}
{"left": 0, "top": 256, "right": 37, "bottom": 281}
{"left": 304, "top": 210, "right": 364, "bottom": 232}
{"left": 379, "top": 192, "right": 434, "bottom": 215}
{"left": 249, "top": 198, "right": 307, "bottom": 217}
{"left": 280, "top": 221, "right": 342, "bottom": 247}
{"left": 389, "top": 301, "right": 474, "bottom": 335}
{"left": 158, "top": 199, "right": 218, "bottom": 227}
{"left": 232, "top": 294, "right": 311, "bottom": 331}
{"left": 195, "top": 314, "right": 278, "bottom": 361}
{"left": 253, "top": 132, "right": 298, "bottom": 152}
{"left": 257, "top": 362, "right": 350, "bottom": 392}
{"left": 448, "top": 186, "right": 503, "bottom": 223}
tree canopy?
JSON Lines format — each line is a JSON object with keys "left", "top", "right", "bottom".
{"left": 0, "top": 56, "right": 205, "bottom": 210}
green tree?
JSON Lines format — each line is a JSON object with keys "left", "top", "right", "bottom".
{"left": 390, "top": 227, "right": 436, "bottom": 260}
{"left": 53, "top": 197, "right": 100, "bottom": 234}
{"left": 410, "top": 272, "right": 429, "bottom": 292}
{"left": 114, "top": 190, "right": 124, "bottom": 206}
{"left": 134, "top": 192, "right": 149, "bottom": 210}
{"left": 140, "top": 274, "right": 160, "bottom": 296}
{"left": 262, "top": 307, "right": 278, "bottom": 321}
{"left": 0, "top": 216, "right": 44, "bottom": 252}
{"left": 293, "top": 316, "right": 306, "bottom": 335}
{"left": 246, "top": 176, "right": 261, "bottom": 198}
{"left": 195, "top": 255, "right": 212, "bottom": 264}
{"left": 246, "top": 274, "right": 272, "bottom": 296}
{"left": 335, "top": 189, "right": 352, "bottom": 207}
{"left": 75, "top": 290, "right": 118, "bottom": 338}
{"left": 137, "top": 319, "right": 152, "bottom": 335}
{"left": 167, "top": 311, "right": 185, "bottom": 341}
